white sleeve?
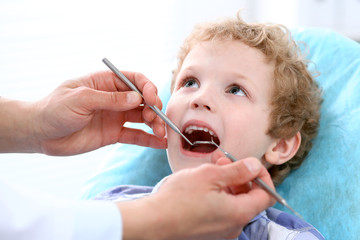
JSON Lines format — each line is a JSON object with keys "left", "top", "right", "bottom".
{"left": 0, "top": 179, "right": 122, "bottom": 240}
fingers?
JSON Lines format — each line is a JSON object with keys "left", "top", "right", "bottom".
{"left": 85, "top": 70, "right": 162, "bottom": 108}
{"left": 121, "top": 72, "right": 164, "bottom": 124}
{"left": 213, "top": 156, "right": 252, "bottom": 194}
{"left": 120, "top": 71, "right": 161, "bottom": 108}
{"left": 216, "top": 158, "right": 261, "bottom": 186}
{"left": 123, "top": 108, "right": 166, "bottom": 139}
{"left": 79, "top": 70, "right": 167, "bottom": 138}
{"left": 80, "top": 87, "right": 141, "bottom": 112}
{"left": 104, "top": 70, "right": 165, "bottom": 135}
{"left": 86, "top": 70, "right": 163, "bottom": 112}
{"left": 80, "top": 87, "right": 165, "bottom": 138}
{"left": 146, "top": 116, "right": 166, "bottom": 138}
{"left": 217, "top": 158, "right": 275, "bottom": 205}
{"left": 213, "top": 155, "right": 272, "bottom": 191}
{"left": 118, "top": 127, "right": 167, "bottom": 149}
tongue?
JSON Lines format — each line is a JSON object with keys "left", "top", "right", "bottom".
{"left": 190, "top": 144, "right": 216, "bottom": 153}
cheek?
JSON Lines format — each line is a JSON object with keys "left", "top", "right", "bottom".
{"left": 165, "top": 98, "right": 182, "bottom": 144}
{"left": 165, "top": 97, "right": 177, "bottom": 120}
{"left": 224, "top": 112, "right": 271, "bottom": 158}
{"left": 165, "top": 93, "right": 187, "bottom": 127}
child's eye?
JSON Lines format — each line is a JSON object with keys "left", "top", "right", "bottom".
{"left": 227, "top": 85, "right": 247, "bottom": 97}
{"left": 182, "top": 78, "right": 199, "bottom": 88}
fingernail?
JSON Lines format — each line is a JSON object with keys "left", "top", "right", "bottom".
{"left": 127, "top": 92, "right": 140, "bottom": 104}
{"left": 243, "top": 158, "right": 261, "bottom": 173}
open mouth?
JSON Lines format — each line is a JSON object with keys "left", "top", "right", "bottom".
{"left": 182, "top": 125, "right": 220, "bottom": 153}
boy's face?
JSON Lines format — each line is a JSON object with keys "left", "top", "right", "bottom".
{"left": 166, "top": 40, "right": 276, "bottom": 172}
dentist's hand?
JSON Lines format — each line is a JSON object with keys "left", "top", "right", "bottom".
{"left": 0, "top": 71, "right": 167, "bottom": 155}
{"left": 213, "top": 152, "right": 262, "bottom": 195}
{"left": 117, "top": 157, "right": 275, "bottom": 240}
{"left": 36, "top": 71, "right": 167, "bottom": 155}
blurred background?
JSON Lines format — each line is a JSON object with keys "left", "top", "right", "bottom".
{"left": 1, "top": 0, "right": 359, "bottom": 200}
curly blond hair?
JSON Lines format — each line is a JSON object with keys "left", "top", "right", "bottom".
{"left": 171, "top": 13, "right": 322, "bottom": 185}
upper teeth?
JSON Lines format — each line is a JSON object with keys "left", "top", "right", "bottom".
{"left": 185, "top": 125, "right": 216, "bottom": 137}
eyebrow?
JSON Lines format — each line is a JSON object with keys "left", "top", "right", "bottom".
{"left": 226, "top": 71, "right": 258, "bottom": 90}
{"left": 228, "top": 71, "right": 248, "bottom": 81}
{"left": 179, "top": 65, "right": 199, "bottom": 75}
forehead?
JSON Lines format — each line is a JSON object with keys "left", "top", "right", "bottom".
{"left": 183, "top": 40, "right": 268, "bottom": 66}
{"left": 179, "top": 40, "right": 275, "bottom": 89}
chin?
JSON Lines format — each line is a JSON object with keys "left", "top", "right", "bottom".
{"left": 169, "top": 154, "right": 212, "bottom": 173}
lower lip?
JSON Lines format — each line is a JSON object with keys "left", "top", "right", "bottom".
{"left": 179, "top": 144, "right": 214, "bottom": 157}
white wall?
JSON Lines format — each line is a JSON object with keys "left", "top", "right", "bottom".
{"left": 247, "top": 0, "right": 360, "bottom": 40}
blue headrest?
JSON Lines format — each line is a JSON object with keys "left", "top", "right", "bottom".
{"left": 275, "top": 28, "right": 360, "bottom": 239}
{"left": 82, "top": 28, "right": 360, "bottom": 239}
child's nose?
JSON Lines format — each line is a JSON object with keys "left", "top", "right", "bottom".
{"left": 190, "top": 88, "right": 214, "bottom": 112}
{"left": 192, "top": 102, "right": 211, "bottom": 111}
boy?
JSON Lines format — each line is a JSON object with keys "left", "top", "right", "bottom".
{"left": 95, "top": 14, "right": 324, "bottom": 239}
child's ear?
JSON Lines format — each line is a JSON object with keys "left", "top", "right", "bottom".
{"left": 264, "top": 132, "right": 301, "bottom": 165}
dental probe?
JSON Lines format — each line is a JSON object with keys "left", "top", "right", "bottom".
{"left": 102, "top": 58, "right": 193, "bottom": 146}
{"left": 193, "top": 140, "right": 303, "bottom": 219}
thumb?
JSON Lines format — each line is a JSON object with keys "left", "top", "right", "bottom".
{"left": 215, "top": 157, "right": 233, "bottom": 166}
{"left": 218, "top": 158, "right": 263, "bottom": 187}
{"left": 88, "top": 90, "right": 143, "bottom": 111}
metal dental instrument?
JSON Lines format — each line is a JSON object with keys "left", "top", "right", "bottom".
{"left": 193, "top": 139, "right": 303, "bottom": 219}
{"left": 103, "top": 58, "right": 302, "bottom": 219}
{"left": 102, "top": 58, "right": 193, "bottom": 146}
